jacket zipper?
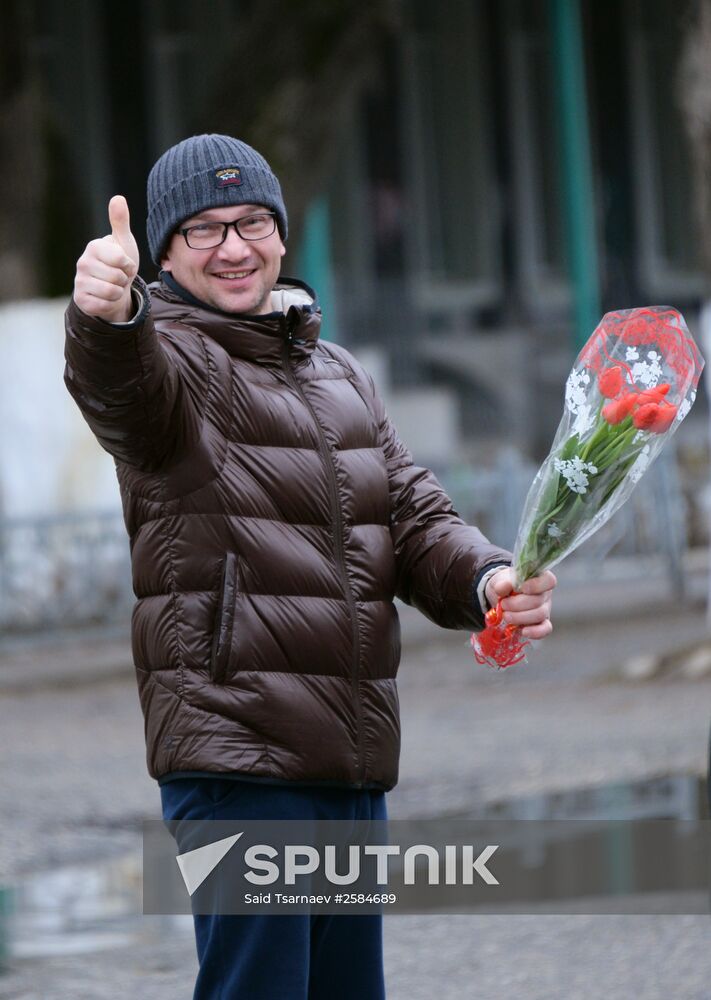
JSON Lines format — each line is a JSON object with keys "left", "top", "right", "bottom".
{"left": 210, "top": 552, "right": 239, "bottom": 684}
{"left": 280, "top": 319, "right": 365, "bottom": 785}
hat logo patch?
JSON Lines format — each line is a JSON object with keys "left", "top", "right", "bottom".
{"left": 214, "top": 167, "right": 242, "bottom": 188}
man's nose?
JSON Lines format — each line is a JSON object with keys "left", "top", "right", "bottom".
{"left": 216, "top": 224, "right": 250, "bottom": 256}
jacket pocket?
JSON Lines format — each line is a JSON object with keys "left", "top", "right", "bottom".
{"left": 210, "top": 552, "right": 239, "bottom": 684}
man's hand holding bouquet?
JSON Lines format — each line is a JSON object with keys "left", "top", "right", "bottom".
{"left": 473, "top": 306, "right": 704, "bottom": 669}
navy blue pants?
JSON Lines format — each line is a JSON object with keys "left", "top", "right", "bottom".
{"left": 160, "top": 777, "right": 387, "bottom": 1000}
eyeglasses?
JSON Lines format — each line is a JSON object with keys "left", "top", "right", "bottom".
{"left": 180, "top": 212, "right": 277, "bottom": 249}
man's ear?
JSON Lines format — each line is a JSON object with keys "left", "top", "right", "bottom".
{"left": 280, "top": 242, "right": 286, "bottom": 258}
{"left": 160, "top": 254, "right": 172, "bottom": 272}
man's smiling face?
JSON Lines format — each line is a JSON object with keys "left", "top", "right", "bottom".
{"left": 160, "top": 203, "right": 286, "bottom": 315}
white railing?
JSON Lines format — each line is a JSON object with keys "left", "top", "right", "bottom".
{"left": 0, "top": 511, "right": 132, "bottom": 633}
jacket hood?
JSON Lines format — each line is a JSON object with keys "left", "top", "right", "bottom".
{"left": 149, "top": 274, "right": 321, "bottom": 365}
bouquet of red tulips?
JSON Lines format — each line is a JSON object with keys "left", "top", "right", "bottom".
{"left": 472, "top": 306, "right": 704, "bottom": 669}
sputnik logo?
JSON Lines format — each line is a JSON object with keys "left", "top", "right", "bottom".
{"left": 176, "top": 833, "right": 243, "bottom": 895}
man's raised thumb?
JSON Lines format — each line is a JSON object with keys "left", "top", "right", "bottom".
{"left": 109, "top": 195, "right": 134, "bottom": 253}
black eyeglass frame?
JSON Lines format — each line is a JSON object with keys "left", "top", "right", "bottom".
{"left": 179, "top": 212, "right": 277, "bottom": 249}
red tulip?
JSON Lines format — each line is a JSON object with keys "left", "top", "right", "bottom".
{"left": 649, "top": 405, "right": 677, "bottom": 433}
{"left": 636, "top": 383, "right": 670, "bottom": 404}
{"left": 598, "top": 366, "right": 624, "bottom": 398}
{"left": 602, "top": 393, "right": 636, "bottom": 424}
{"left": 602, "top": 401, "right": 624, "bottom": 425}
{"left": 632, "top": 402, "right": 677, "bottom": 433}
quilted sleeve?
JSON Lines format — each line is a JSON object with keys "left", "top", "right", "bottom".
{"left": 333, "top": 346, "right": 513, "bottom": 631}
{"left": 63, "top": 277, "right": 203, "bottom": 473}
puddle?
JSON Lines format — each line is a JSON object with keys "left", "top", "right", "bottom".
{"left": 462, "top": 772, "right": 709, "bottom": 822}
{"left": 3, "top": 772, "right": 709, "bottom": 957}
{"left": 6, "top": 853, "right": 191, "bottom": 961}
{"left": 438, "top": 772, "right": 711, "bottom": 912}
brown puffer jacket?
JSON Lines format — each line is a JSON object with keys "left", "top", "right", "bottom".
{"left": 64, "top": 276, "right": 511, "bottom": 790}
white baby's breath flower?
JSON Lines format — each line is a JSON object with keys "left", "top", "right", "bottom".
{"left": 631, "top": 350, "right": 663, "bottom": 389}
{"left": 565, "top": 368, "right": 590, "bottom": 415}
{"left": 677, "top": 391, "right": 695, "bottom": 422}
{"left": 629, "top": 445, "right": 652, "bottom": 484}
{"left": 572, "top": 403, "right": 595, "bottom": 436}
{"left": 553, "top": 456, "right": 599, "bottom": 494}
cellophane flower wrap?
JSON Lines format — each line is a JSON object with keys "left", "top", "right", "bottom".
{"left": 472, "top": 306, "right": 704, "bottom": 669}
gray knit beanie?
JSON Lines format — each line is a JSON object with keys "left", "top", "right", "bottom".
{"left": 146, "top": 134, "right": 288, "bottom": 265}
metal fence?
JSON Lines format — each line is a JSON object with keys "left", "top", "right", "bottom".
{"left": 0, "top": 511, "right": 132, "bottom": 634}
{"left": 444, "top": 446, "right": 688, "bottom": 596}
{"left": 0, "top": 447, "right": 690, "bottom": 635}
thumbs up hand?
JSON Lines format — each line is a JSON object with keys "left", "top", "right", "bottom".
{"left": 73, "top": 196, "right": 140, "bottom": 323}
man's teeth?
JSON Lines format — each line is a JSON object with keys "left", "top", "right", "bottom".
{"left": 217, "top": 271, "right": 252, "bottom": 279}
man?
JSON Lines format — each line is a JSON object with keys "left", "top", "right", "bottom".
{"left": 66, "top": 134, "right": 555, "bottom": 999}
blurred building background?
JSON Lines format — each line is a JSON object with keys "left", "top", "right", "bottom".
{"left": 2, "top": 0, "right": 711, "bottom": 631}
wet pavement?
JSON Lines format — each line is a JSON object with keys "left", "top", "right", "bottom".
{"left": 3, "top": 895, "right": 711, "bottom": 1000}
{"left": 1, "top": 556, "right": 711, "bottom": 998}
